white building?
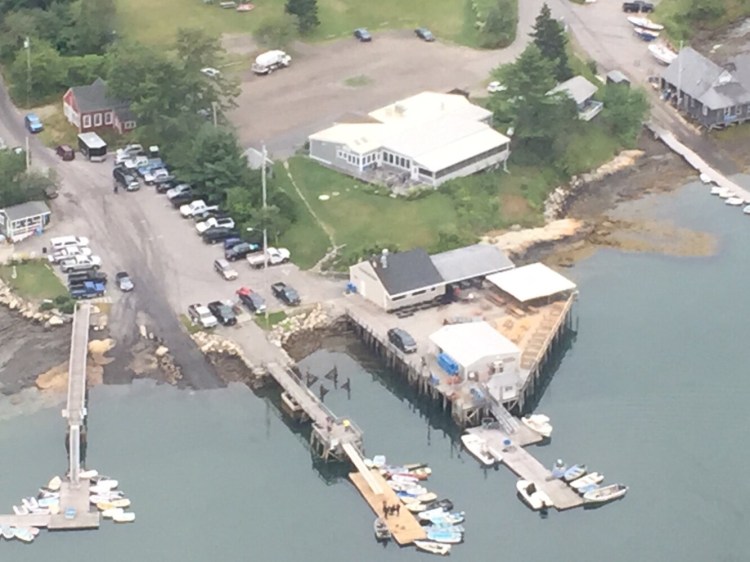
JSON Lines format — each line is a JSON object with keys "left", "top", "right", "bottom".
{"left": 0, "top": 201, "right": 51, "bottom": 243}
{"left": 430, "top": 321, "right": 521, "bottom": 401}
{"left": 486, "top": 262, "right": 577, "bottom": 304}
{"left": 309, "top": 92, "right": 511, "bottom": 187}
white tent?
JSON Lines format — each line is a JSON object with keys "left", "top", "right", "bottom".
{"left": 429, "top": 322, "right": 519, "bottom": 370}
{"left": 486, "top": 263, "right": 576, "bottom": 303}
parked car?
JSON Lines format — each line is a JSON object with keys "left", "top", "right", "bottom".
{"left": 44, "top": 184, "right": 59, "bottom": 199}
{"left": 487, "top": 81, "right": 507, "bottom": 93}
{"left": 67, "top": 271, "right": 107, "bottom": 285}
{"left": 214, "top": 258, "right": 239, "bottom": 281}
{"left": 201, "top": 67, "right": 221, "bottom": 78}
{"left": 207, "top": 300, "right": 237, "bottom": 326}
{"left": 166, "top": 184, "right": 193, "bottom": 200}
{"left": 115, "top": 271, "right": 134, "bottom": 292}
{"left": 48, "top": 245, "right": 93, "bottom": 264}
{"left": 387, "top": 327, "right": 417, "bottom": 353}
{"left": 193, "top": 208, "right": 229, "bottom": 222}
{"left": 415, "top": 27, "right": 435, "bottom": 41}
{"left": 271, "top": 282, "right": 300, "bottom": 306}
{"left": 180, "top": 199, "right": 217, "bottom": 218}
{"left": 353, "top": 28, "right": 372, "bottom": 42}
{"left": 50, "top": 235, "right": 89, "bottom": 251}
{"left": 196, "top": 216, "right": 235, "bottom": 234}
{"left": 622, "top": 1, "right": 653, "bottom": 12}
{"left": 187, "top": 304, "right": 218, "bottom": 329}
{"left": 55, "top": 144, "right": 75, "bottom": 161}
{"left": 113, "top": 166, "right": 141, "bottom": 191}
{"left": 225, "top": 241, "right": 261, "bottom": 261}
{"left": 170, "top": 192, "right": 197, "bottom": 207}
{"left": 223, "top": 237, "right": 243, "bottom": 250}
{"left": 236, "top": 287, "right": 266, "bottom": 314}
{"left": 69, "top": 280, "right": 106, "bottom": 299}
{"left": 116, "top": 144, "right": 144, "bottom": 161}
{"left": 247, "top": 247, "right": 290, "bottom": 269}
{"left": 59, "top": 255, "right": 102, "bottom": 273}
{"left": 24, "top": 113, "right": 43, "bottom": 133}
{"left": 202, "top": 227, "right": 240, "bottom": 244}
{"left": 143, "top": 168, "right": 170, "bottom": 185}
{"left": 123, "top": 155, "right": 149, "bottom": 170}
{"left": 154, "top": 176, "right": 178, "bottom": 193}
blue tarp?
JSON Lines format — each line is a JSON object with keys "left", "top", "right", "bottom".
{"left": 437, "top": 353, "right": 459, "bottom": 376}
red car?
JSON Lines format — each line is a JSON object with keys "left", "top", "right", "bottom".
{"left": 56, "top": 144, "right": 75, "bottom": 161}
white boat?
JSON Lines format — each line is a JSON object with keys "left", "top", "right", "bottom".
{"left": 726, "top": 197, "right": 745, "bottom": 206}
{"left": 718, "top": 188, "right": 735, "bottom": 199}
{"left": 516, "top": 480, "right": 553, "bottom": 510}
{"left": 460, "top": 433, "right": 496, "bottom": 466}
{"left": 634, "top": 26, "right": 659, "bottom": 40}
{"left": 563, "top": 464, "right": 588, "bottom": 482}
{"left": 570, "top": 472, "right": 604, "bottom": 490}
{"left": 96, "top": 479, "right": 119, "bottom": 490}
{"left": 414, "top": 540, "right": 452, "bottom": 555}
{"left": 90, "top": 493, "right": 122, "bottom": 504}
{"left": 743, "top": 205, "right": 750, "bottom": 215}
{"left": 13, "top": 505, "right": 29, "bottom": 516}
{"left": 13, "top": 528, "right": 34, "bottom": 543}
{"left": 648, "top": 43, "right": 678, "bottom": 65}
{"left": 111, "top": 498, "right": 131, "bottom": 509}
{"left": 626, "top": 16, "right": 664, "bottom": 31}
{"left": 113, "top": 511, "right": 136, "bottom": 523}
{"left": 418, "top": 508, "right": 448, "bottom": 522}
{"left": 372, "top": 455, "right": 386, "bottom": 468}
{"left": 1, "top": 525, "right": 15, "bottom": 540}
{"left": 80, "top": 469, "right": 99, "bottom": 479}
{"left": 390, "top": 473, "right": 419, "bottom": 485}
{"left": 700, "top": 173, "right": 713, "bottom": 184}
{"left": 37, "top": 496, "right": 59, "bottom": 508}
{"left": 417, "top": 492, "right": 438, "bottom": 503}
{"left": 47, "top": 475, "right": 62, "bottom": 492}
{"left": 521, "top": 414, "right": 553, "bottom": 438}
{"left": 22, "top": 497, "right": 39, "bottom": 511}
{"left": 400, "top": 495, "right": 419, "bottom": 504}
{"left": 406, "top": 502, "right": 426, "bottom": 513}
{"left": 90, "top": 488, "right": 123, "bottom": 499}
{"left": 102, "top": 507, "right": 124, "bottom": 519}
{"left": 373, "top": 517, "right": 391, "bottom": 542}
{"left": 711, "top": 185, "right": 723, "bottom": 195}
{"left": 583, "top": 483, "right": 629, "bottom": 504}
{"left": 97, "top": 501, "right": 115, "bottom": 512}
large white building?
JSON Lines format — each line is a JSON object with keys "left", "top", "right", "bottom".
{"left": 308, "top": 92, "right": 511, "bottom": 187}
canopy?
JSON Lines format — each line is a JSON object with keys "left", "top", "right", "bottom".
{"left": 485, "top": 263, "right": 576, "bottom": 302}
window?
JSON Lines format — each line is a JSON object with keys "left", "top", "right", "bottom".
{"left": 93, "top": 113, "right": 102, "bottom": 127}
{"left": 104, "top": 112, "right": 113, "bottom": 125}
{"left": 434, "top": 143, "right": 509, "bottom": 179}
{"left": 125, "top": 121, "right": 136, "bottom": 129}
{"left": 411, "top": 289, "right": 426, "bottom": 296}
{"left": 82, "top": 114, "right": 91, "bottom": 128}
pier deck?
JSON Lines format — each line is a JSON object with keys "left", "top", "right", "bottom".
{"left": 48, "top": 480, "right": 100, "bottom": 530}
{"left": 0, "top": 514, "right": 51, "bottom": 528}
{"left": 349, "top": 468, "right": 427, "bottom": 545}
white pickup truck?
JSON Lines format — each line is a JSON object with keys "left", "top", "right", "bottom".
{"left": 246, "top": 247, "right": 291, "bottom": 269}
{"left": 59, "top": 254, "right": 102, "bottom": 273}
{"left": 252, "top": 50, "right": 291, "bottom": 75}
{"left": 180, "top": 200, "right": 218, "bottom": 218}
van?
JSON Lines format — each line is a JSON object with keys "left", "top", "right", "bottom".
{"left": 387, "top": 328, "right": 418, "bottom": 353}
{"left": 50, "top": 236, "right": 90, "bottom": 251}
{"left": 113, "top": 166, "right": 141, "bottom": 191}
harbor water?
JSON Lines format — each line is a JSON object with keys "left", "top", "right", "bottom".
{"left": 2, "top": 179, "right": 750, "bottom": 560}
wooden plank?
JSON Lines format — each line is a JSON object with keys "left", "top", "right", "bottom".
{"left": 0, "top": 513, "right": 51, "bottom": 527}
{"left": 349, "top": 469, "right": 427, "bottom": 545}
{"left": 342, "top": 443, "right": 382, "bottom": 495}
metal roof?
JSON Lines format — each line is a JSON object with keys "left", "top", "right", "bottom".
{"left": 2, "top": 200, "right": 51, "bottom": 221}
{"left": 370, "top": 248, "right": 444, "bottom": 296}
{"left": 486, "top": 263, "right": 576, "bottom": 302}
{"left": 69, "top": 77, "right": 133, "bottom": 114}
{"left": 430, "top": 244, "right": 514, "bottom": 284}
{"left": 430, "top": 322, "right": 519, "bottom": 368}
{"left": 549, "top": 75, "right": 599, "bottom": 105}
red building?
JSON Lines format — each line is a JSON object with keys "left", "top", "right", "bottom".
{"left": 63, "top": 77, "right": 136, "bottom": 134}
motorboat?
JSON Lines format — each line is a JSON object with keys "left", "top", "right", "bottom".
{"left": 460, "top": 433, "right": 496, "bottom": 466}
{"left": 726, "top": 197, "right": 745, "bottom": 206}
{"left": 428, "top": 511, "right": 466, "bottom": 526}
{"left": 570, "top": 472, "right": 604, "bottom": 490}
{"left": 516, "top": 480, "right": 553, "bottom": 511}
{"left": 80, "top": 469, "right": 99, "bottom": 479}
{"left": 711, "top": 185, "right": 724, "bottom": 195}
{"left": 102, "top": 507, "right": 124, "bottom": 519}
{"left": 373, "top": 517, "right": 391, "bottom": 542}
{"left": 37, "top": 496, "right": 60, "bottom": 508}
{"left": 113, "top": 511, "right": 136, "bottom": 523}
{"left": 396, "top": 485, "right": 428, "bottom": 498}
{"left": 743, "top": 205, "right": 750, "bottom": 215}
{"left": 2, "top": 525, "right": 15, "bottom": 540}
{"left": 400, "top": 495, "right": 419, "bottom": 504}
{"left": 424, "top": 499, "right": 454, "bottom": 512}
{"left": 97, "top": 501, "right": 115, "bottom": 512}
{"left": 13, "top": 528, "right": 35, "bottom": 543}
{"left": 13, "top": 505, "right": 29, "bottom": 516}
{"left": 111, "top": 498, "right": 131, "bottom": 509}
{"left": 718, "top": 188, "right": 735, "bottom": 199}
{"left": 96, "top": 479, "right": 119, "bottom": 490}
{"left": 634, "top": 27, "right": 659, "bottom": 41}
{"left": 551, "top": 459, "right": 567, "bottom": 479}
{"left": 427, "top": 523, "right": 465, "bottom": 534}
{"left": 414, "top": 540, "right": 452, "bottom": 555}
{"left": 418, "top": 508, "right": 448, "bottom": 522}
{"left": 390, "top": 473, "right": 419, "bottom": 485}
{"left": 372, "top": 455, "right": 387, "bottom": 468}
{"left": 626, "top": 16, "right": 664, "bottom": 31}
{"left": 406, "top": 502, "right": 426, "bottom": 513}
{"left": 47, "top": 475, "right": 62, "bottom": 492}
{"left": 22, "top": 497, "right": 39, "bottom": 511}
{"left": 521, "top": 414, "right": 553, "bottom": 438}
{"left": 426, "top": 528, "right": 463, "bottom": 544}
{"left": 563, "top": 464, "right": 587, "bottom": 482}
{"left": 648, "top": 43, "right": 678, "bottom": 65}
{"left": 583, "top": 483, "right": 629, "bottom": 504}
{"left": 417, "top": 492, "right": 438, "bottom": 503}
{"left": 578, "top": 483, "right": 600, "bottom": 495}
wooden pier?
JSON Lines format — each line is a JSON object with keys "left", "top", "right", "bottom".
{"left": 349, "top": 468, "right": 427, "bottom": 545}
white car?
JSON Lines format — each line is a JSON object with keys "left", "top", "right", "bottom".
{"left": 246, "top": 247, "right": 291, "bottom": 269}
{"left": 187, "top": 304, "right": 218, "bottom": 328}
{"left": 59, "top": 255, "right": 102, "bottom": 273}
{"left": 50, "top": 235, "right": 90, "bottom": 251}
{"left": 123, "top": 155, "right": 149, "bottom": 170}
{"left": 487, "top": 81, "right": 507, "bottom": 93}
{"left": 143, "top": 168, "right": 169, "bottom": 184}
{"left": 196, "top": 217, "right": 235, "bottom": 234}
{"left": 48, "top": 246, "right": 93, "bottom": 263}
{"left": 180, "top": 200, "right": 217, "bottom": 218}
{"left": 201, "top": 67, "right": 221, "bottom": 78}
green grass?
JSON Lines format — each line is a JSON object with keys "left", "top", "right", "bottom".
{"left": 652, "top": 0, "right": 750, "bottom": 42}
{"left": 343, "top": 75, "right": 373, "bottom": 88}
{"left": 179, "top": 314, "right": 205, "bottom": 335}
{"left": 0, "top": 260, "right": 67, "bottom": 300}
{"left": 35, "top": 103, "right": 79, "bottom": 148}
{"left": 254, "top": 311, "right": 287, "bottom": 329}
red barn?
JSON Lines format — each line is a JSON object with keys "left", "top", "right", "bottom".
{"left": 62, "top": 77, "right": 136, "bottom": 134}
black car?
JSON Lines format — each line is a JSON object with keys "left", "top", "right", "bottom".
{"left": 154, "top": 176, "right": 178, "bottom": 193}
{"left": 271, "top": 282, "right": 300, "bottom": 306}
{"left": 225, "top": 242, "right": 261, "bottom": 261}
{"left": 67, "top": 271, "right": 107, "bottom": 285}
{"left": 207, "top": 301, "right": 237, "bottom": 326}
{"left": 622, "top": 1, "right": 653, "bottom": 12}
{"left": 202, "top": 227, "right": 240, "bottom": 244}
{"left": 415, "top": 27, "right": 435, "bottom": 41}
{"left": 170, "top": 192, "right": 196, "bottom": 207}
{"left": 113, "top": 166, "right": 140, "bottom": 191}
{"left": 236, "top": 287, "right": 266, "bottom": 314}
{"left": 387, "top": 327, "right": 417, "bottom": 353}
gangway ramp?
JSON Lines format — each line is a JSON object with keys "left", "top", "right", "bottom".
{"left": 342, "top": 442, "right": 382, "bottom": 494}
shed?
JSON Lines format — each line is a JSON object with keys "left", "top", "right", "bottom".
{"left": 606, "top": 70, "right": 630, "bottom": 87}
{"left": 430, "top": 321, "right": 520, "bottom": 377}
{"left": 431, "top": 244, "right": 514, "bottom": 285}
{"left": 486, "top": 263, "right": 576, "bottom": 303}
{"left": 0, "top": 200, "right": 51, "bottom": 242}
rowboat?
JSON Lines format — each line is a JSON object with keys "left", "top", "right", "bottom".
{"left": 390, "top": 474, "right": 419, "bottom": 485}
{"left": 428, "top": 511, "right": 466, "bottom": 526}
{"left": 570, "top": 472, "right": 604, "bottom": 490}
{"left": 427, "top": 523, "right": 465, "bottom": 533}
{"left": 406, "top": 502, "right": 426, "bottom": 513}
{"left": 551, "top": 459, "right": 567, "bottom": 479}
{"left": 418, "top": 508, "right": 448, "bottom": 522}
{"left": 80, "top": 469, "right": 99, "bottom": 479}
{"left": 424, "top": 499, "right": 454, "bottom": 512}
{"left": 96, "top": 479, "right": 119, "bottom": 490}
{"left": 726, "top": 197, "right": 745, "bottom": 206}
{"left": 47, "top": 476, "right": 62, "bottom": 492}
{"left": 102, "top": 507, "right": 124, "bottom": 519}
{"left": 13, "top": 505, "right": 29, "bottom": 516}
{"left": 521, "top": 414, "right": 553, "bottom": 438}
{"left": 626, "top": 16, "right": 664, "bottom": 31}
{"left": 562, "top": 464, "right": 587, "bottom": 482}
{"left": 373, "top": 517, "right": 391, "bottom": 542}
{"left": 648, "top": 43, "right": 678, "bottom": 65}
{"left": 1, "top": 526, "right": 15, "bottom": 540}
{"left": 516, "top": 480, "right": 553, "bottom": 511}
{"left": 583, "top": 483, "right": 629, "bottom": 504}
{"left": 417, "top": 492, "right": 438, "bottom": 503}
{"left": 414, "top": 540, "right": 452, "bottom": 555}
{"left": 97, "top": 501, "right": 115, "bottom": 511}
{"left": 426, "top": 528, "right": 463, "bottom": 544}
{"left": 743, "top": 205, "right": 750, "bottom": 215}
{"left": 113, "top": 511, "right": 136, "bottom": 523}
{"left": 460, "top": 433, "right": 496, "bottom": 466}
{"left": 13, "top": 528, "right": 35, "bottom": 543}
{"left": 400, "top": 495, "right": 419, "bottom": 504}
{"left": 111, "top": 498, "right": 131, "bottom": 509}
{"left": 634, "top": 26, "right": 659, "bottom": 41}
{"left": 37, "top": 496, "right": 60, "bottom": 508}
{"left": 711, "top": 186, "right": 724, "bottom": 195}
{"left": 718, "top": 188, "right": 735, "bottom": 199}
{"left": 700, "top": 173, "right": 713, "bottom": 184}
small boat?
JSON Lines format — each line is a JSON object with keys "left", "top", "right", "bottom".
{"left": 743, "top": 205, "right": 750, "bottom": 215}
{"left": 13, "top": 505, "right": 29, "bottom": 516}
{"left": 718, "top": 188, "right": 735, "bottom": 199}
{"left": 711, "top": 185, "right": 724, "bottom": 195}
{"left": 373, "top": 517, "right": 391, "bottom": 542}
{"left": 13, "top": 528, "right": 35, "bottom": 543}
{"left": 562, "top": 464, "right": 587, "bottom": 482}
{"left": 38, "top": 496, "right": 60, "bottom": 508}
{"left": 402, "top": 463, "right": 428, "bottom": 471}
{"left": 424, "top": 499, "right": 454, "bottom": 512}
{"left": 570, "top": 472, "right": 604, "bottom": 490}
{"left": 584, "top": 483, "right": 629, "bottom": 504}
{"left": 551, "top": 459, "right": 567, "bottom": 479}
{"left": 38, "top": 490, "right": 60, "bottom": 499}
{"left": 414, "top": 540, "right": 452, "bottom": 555}
{"left": 396, "top": 486, "right": 428, "bottom": 498}
{"left": 521, "top": 414, "right": 553, "bottom": 438}
{"left": 410, "top": 467, "right": 432, "bottom": 478}
{"left": 390, "top": 473, "right": 419, "bottom": 485}
{"left": 634, "top": 27, "right": 659, "bottom": 41}
{"left": 97, "top": 501, "right": 115, "bottom": 511}
{"left": 113, "top": 511, "right": 136, "bottom": 523}
{"left": 80, "top": 469, "right": 99, "bottom": 479}
{"left": 578, "top": 483, "right": 601, "bottom": 495}
{"left": 400, "top": 495, "right": 419, "bottom": 504}
{"left": 372, "top": 455, "right": 386, "bottom": 468}
{"left": 700, "top": 173, "right": 713, "bottom": 184}
{"left": 426, "top": 528, "right": 463, "bottom": 544}
{"left": 90, "top": 489, "right": 123, "bottom": 500}
{"left": 460, "top": 433, "right": 496, "bottom": 466}
{"left": 418, "top": 508, "right": 447, "bottom": 522}
{"left": 427, "top": 523, "right": 465, "bottom": 534}
{"left": 110, "top": 498, "right": 131, "bottom": 509}
{"left": 428, "top": 511, "right": 465, "bottom": 526}
{"left": 417, "top": 492, "right": 438, "bottom": 503}
{"left": 22, "top": 497, "right": 39, "bottom": 510}
{"left": 96, "top": 479, "right": 119, "bottom": 490}
{"left": 2, "top": 526, "right": 15, "bottom": 540}
{"left": 516, "top": 480, "right": 553, "bottom": 511}
{"left": 102, "top": 507, "right": 124, "bottom": 519}
{"left": 626, "top": 16, "right": 664, "bottom": 31}
{"left": 47, "top": 475, "right": 62, "bottom": 492}
{"left": 726, "top": 197, "right": 745, "bottom": 206}
{"left": 29, "top": 527, "right": 40, "bottom": 536}
{"left": 406, "top": 502, "right": 426, "bottom": 513}
{"left": 648, "top": 43, "right": 678, "bottom": 65}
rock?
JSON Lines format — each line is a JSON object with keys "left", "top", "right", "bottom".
{"left": 48, "top": 316, "right": 64, "bottom": 326}
{"left": 8, "top": 298, "right": 19, "bottom": 310}
{"left": 155, "top": 345, "right": 169, "bottom": 357}
{"left": 138, "top": 324, "right": 148, "bottom": 339}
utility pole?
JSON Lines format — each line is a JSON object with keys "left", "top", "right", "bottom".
{"left": 24, "top": 37, "right": 31, "bottom": 172}
{"left": 676, "top": 40, "right": 684, "bottom": 107}
{"left": 212, "top": 102, "right": 218, "bottom": 128}
{"left": 261, "top": 143, "right": 269, "bottom": 325}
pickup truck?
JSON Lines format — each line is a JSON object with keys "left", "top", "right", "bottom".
{"left": 271, "top": 282, "right": 300, "bottom": 306}
{"left": 69, "top": 280, "right": 106, "bottom": 299}
{"left": 48, "top": 246, "right": 93, "bottom": 264}
{"left": 180, "top": 199, "right": 218, "bottom": 218}
{"left": 196, "top": 216, "right": 235, "bottom": 233}
{"left": 59, "top": 254, "right": 102, "bottom": 273}
{"left": 246, "top": 247, "right": 291, "bottom": 269}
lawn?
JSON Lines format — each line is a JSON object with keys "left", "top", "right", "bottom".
{"left": 35, "top": 103, "right": 79, "bottom": 148}
{"left": 652, "top": 0, "right": 750, "bottom": 41}
{"left": 254, "top": 310, "right": 287, "bottom": 330}
{"left": 0, "top": 260, "right": 67, "bottom": 300}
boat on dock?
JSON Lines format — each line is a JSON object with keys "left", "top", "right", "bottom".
{"left": 516, "top": 480, "right": 553, "bottom": 511}
{"left": 648, "top": 43, "right": 678, "bottom": 65}
{"left": 583, "top": 483, "right": 629, "bottom": 505}
{"left": 521, "top": 414, "right": 553, "bottom": 438}
{"left": 726, "top": 197, "right": 745, "bottom": 206}
{"left": 373, "top": 517, "right": 391, "bottom": 542}
{"left": 562, "top": 464, "right": 587, "bottom": 482}
{"left": 460, "top": 433, "right": 496, "bottom": 466}
{"left": 414, "top": 540, "right": 452, "bottom": 555}
{"left": 570, "top": 472, "right": 604, "bottom": 490}
{"left": 626, "top": 16, "right": 664, "bottom": 31}
{"left": 634, "top": 27, "right": 659, "bottom": 41}
{"left": 47, "top": 476, "right": 62, "bottom": 492}
{"left": 426, "top": 528, "right": 463, "bottom": 544}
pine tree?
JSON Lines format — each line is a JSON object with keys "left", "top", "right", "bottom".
{"left": 285, "top": 0, "right": 320, "bottom": 34}
{"left": 530, "top": 3, "right": 572, "bottom": 82}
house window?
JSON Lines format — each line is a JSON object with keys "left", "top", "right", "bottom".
{"left": 104, "top": 112, "right": 113, "bottom": 125}
{"left": 125, "top": 121, "right": 136, "bottom": 129}
{"left": 82, "top": 114, "right": 91, "bottom": 128}
{"left": 94, "top": 113, "right": 102, "bottom": 127}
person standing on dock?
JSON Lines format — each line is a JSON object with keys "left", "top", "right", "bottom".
{"left": 382, "top": 500, "right": 388, "bottom": 518}
{"left": 394, "top": 503, "right": 400, "bottom": 517}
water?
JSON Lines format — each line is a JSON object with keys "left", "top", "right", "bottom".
{"left": 2, "top": 180, "right": 750, "bottom": 560}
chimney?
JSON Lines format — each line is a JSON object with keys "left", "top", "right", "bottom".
{"left": 380, "top": 248, "right": 389, "bottom": 269}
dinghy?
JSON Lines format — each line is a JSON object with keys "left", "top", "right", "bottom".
{"left": 460, "top": 433, "right": 496, "bottom": 466}
{"left": 562, "top": 464, "right": 587, "bottom": 482}
{"left": 396, "top": 486, "right": 428, "bottom": 498}
{"left": 570, "top": 472, "right": 604, "bottom": 490}
{"left": 634, "top": 26, "right": 660, "bottom": 41}
{"left": 426, "top": 528, "right": 463, "bottom": 544}
{"left": 414, "top": 540, "right": 452, "bottom": 555}
{"left": 700, "top": 173, "right": 713, "bottom": 184}
{"left": 13, "top": 505, "right": 29, "bottom": 516}
{"left": 403, "top": 463, "right": 428, "bottom": 471}
{"left": 418, "top": 508, "right": 448, "bottom": 522}
{"left": 428, "top": 511, "right": 465, "bottom": 526}
{"left": 406, "top": 502, "right": 427, "bottom": 513}
{"left": 37, "top": 497, "right": 59, "bottom": 508}
{"left": 400, "top": 495, "right": 419, "bottom": 504}
{"left": 80, "top": 469, "right": 99, "bottom": 479}
{"left": 13, "top": 528, "right": 34, "bottom": 543}
{"left": 47, "top": 476, "right": 62, "bottom": 492}
{"left": 648, "top": 43, "right": 678, "bottom": 65}
{"left": 521, "top": 414, "right": 553, "bottom": 438}
{"left": 411, "top": 467, "right": 432, "bottom": 478}
{"left": 372, "top": 455, "right": 386, "bottom": 468}
{"left": 96, "top": 479, "right": 119, "bottom": 490}
{"left": 516, "top": 480, "right": 553, "bottom": 511}
{"left": 427, "top": 523, "right": 465, "bottom": 534}
{"left": 102, "top": 507, "right": 124, "bottom": 519}
{"left": 726, "top": 197, "right": 745, "bottom": 206}
{"left": 626, "top": 16, "right": 664, "bottom": 31}
{"left": 718, "top": 188, "right": 735, "bottom": 199}
{"left": 97, "top": 501, "right": 115, "bottom": 512}
{"left": 551, "top": 459, "right": 567, "bottom": 479}
{"left": 743, "top": 205, "right": 750, "bottom": 215}
{"left": 113, "top": 511, "right": 136, "bottom": 523}
{"left": 578, "top": 483, "right": 601, "bottom": 495}
{"left": 390, "top": 473, "right": 419, "bottom": 485}
{"left": 584, "top": 483, "right": 629, "bottom": 504}
{"left": 110, "top": 498, "right": 131, "bottom": 509}
{"left": 711, "top": 185, "right": 723, "bottom": 195}
{"left": 2, "top": 526, "right": 15, "bottom": 540}
{"left": 373, "top": 517, "right": 391, "bottom": 542}
{"left": 424, "top": 499, "right": 454, "bottom": 512}
{"left": 417, "top": 492, "right": 438, "bottom": 503}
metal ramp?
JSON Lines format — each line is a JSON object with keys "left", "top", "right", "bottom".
{"left": 342, "top": 442, "right": 382, "bottom": 495}
{"left": 489, "top": 398, "right": 520, "bottom": 435}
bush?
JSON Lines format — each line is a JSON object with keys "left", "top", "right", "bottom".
{"left": 254, "top": 14, "right": 298, "bottom": 48}
{"left": 480, "top": 0, "right": 518, "bottom": 49}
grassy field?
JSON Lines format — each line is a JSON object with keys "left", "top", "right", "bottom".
{"left": 652, "top": 0, "right": 750, "bottom": 41}
{"left": 0, "top": 260, "right": 67, "bottom": 300}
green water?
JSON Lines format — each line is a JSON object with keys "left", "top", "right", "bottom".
{"left": 2, "top": 181, "right": 750, "bottom": 560}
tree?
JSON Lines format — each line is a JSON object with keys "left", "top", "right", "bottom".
{"left": 73, "top": 0, "right": 115, "bottom": 55}
{"left": 8, "top": 39, "right": 67, "bottom": 104}
{"left": 255, "top": 14, "right": 298, "bottom": 48}
{"left": 530, "top": 3, "right": 571, "bottom": 82}
{"left": 285, "top": 0, "right": 319, "bottom": 34}
{"left": 601, "top": 83, "right": 649, "bottom": 146}
{"left": 685, "top": 0, "right": 725, "bottom": 21}
{"left": 65, "top": 53, "right": 108, "bottom": 85}
{"left": 175, "top": 28, "right": 221, "bottom": 71}
{"left": 480, "top": 0, "right": 517, "bottom": 49}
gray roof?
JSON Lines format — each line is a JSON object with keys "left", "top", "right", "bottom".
{"left": 549, "top": 75, "right": 598, "bottom": 104}
{"left": 243, "top": 147, "right": 274, "bottom": 170}
{"left": 431, "top": 244, "right": 514, "bottom": 284}
{"left": 606, "top": 70, "right": 630, "bottom": 84}
{"left": 70, "top": 77, "right": 132, "bottom": 114}
{"left": 371, "top": 248, "right": 443, "bottom": 296}
{"left": 662, "top": 47, "right": 750, "bottom": 110}
{"left": 2, "top": 200, "right": 51, "bottom": 221}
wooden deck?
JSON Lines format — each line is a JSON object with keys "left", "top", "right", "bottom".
{"left": 0, "top": 513, "right": 51, "bottom": 527}
{"left": 349, "top": 469, "right": 427, "bottom": 546}
{"left": 48, "top": 480, "right": 100, "bottom": 530}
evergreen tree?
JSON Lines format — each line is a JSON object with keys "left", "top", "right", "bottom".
{"left": 530, "top": 3, "right": 572, "bottom": 82}
{"left": 285, "top": 0, "right": 319, "bottom": 34}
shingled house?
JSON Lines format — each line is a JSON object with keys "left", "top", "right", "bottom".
{"left": 661, "top": 47, "right": 750, "bottom": 130}
{"left": 62, "top": 77, "right": 136, "bottom": 134}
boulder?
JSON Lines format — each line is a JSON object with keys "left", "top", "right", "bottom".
{"left": 48, "top": 316, "right": 64, "bottom": 326}
{"left": 155, "top": 346, "right": 169, "bottom": 358}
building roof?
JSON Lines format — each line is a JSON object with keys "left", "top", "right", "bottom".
{"left": 369, "top": 91, "right": 491, "bottom": 124}
{"left": 430, "top": 322, "right": 519, "bottom": 368}
{"left": 370, "top": 248, "right": 444, "bottom": 296}
{"left": 243, "top": 147, "right": 274, "bottom": 170}
{"left": 486, "top": 263, "right": 576, "bottom": 302}
{"left": 114, "top": 105, "right": 136, "bottom": 123}
{"left": 606, "top": 70, "right": 630, "bottom": 84}
{"left": 431, "top": 244, "right": 514, "bottom": 284}
{"left": 662, "top": 47, "right": 750, "bottom": 109}
{"left": 309, "top": 122, "right": 384, "bottom": 154}
{"left": 69, "top": 77, "right": 118, "bottom": 113}
{"left": 2, "top": 200, "right": 51, "bottom": 221}
{"left": 549, "top": 75, "right": 598, "bottom": 104}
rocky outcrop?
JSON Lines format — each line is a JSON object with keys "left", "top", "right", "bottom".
{"left": 269, "top": 303, "right": 332, "bottom": 346}
{"left": 485, "top": 219, "right": 586, "bottom": 259}
{"left": 0, "top": 278, "right": 67, "bottom": 328}
{"left": 190, "top": 331, "right": 266, "bottom": 383}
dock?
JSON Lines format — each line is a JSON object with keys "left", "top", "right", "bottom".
{"left": 647, "top": 122, "right": 750, "bottom": 200}
{"left": 349, "top": 468, "right": 427, "bottom": 545}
